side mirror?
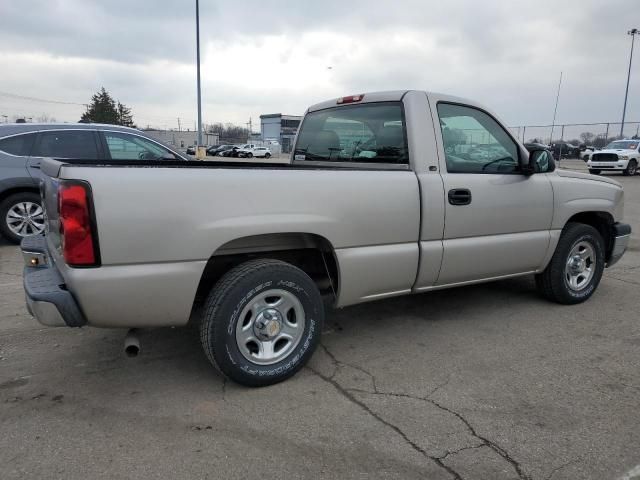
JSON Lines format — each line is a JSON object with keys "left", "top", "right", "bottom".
{"left": 161, "top": 152, "right": 177, "bottom": 160}
{"left": 522, "top": 148, "right": 547, "bottom": 175}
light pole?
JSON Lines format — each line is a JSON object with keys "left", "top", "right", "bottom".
{"left": 195, "top": 0, "right": 204, "bottom": 158}
{"left": 620, "top": 28, "right": 638, "bottom": 137}
{"left": 1, "top": 115, "right": 7, "bottom": 123}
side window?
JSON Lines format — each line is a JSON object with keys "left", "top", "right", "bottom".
{"left": 104, "top": 132, "right": 174, "bottom": 160}
{"left": 437, "top": 103, "right": 519, "bottom": 174}
{"left": 0, "top": 133, "right": 37, "bottom": 157}
{"left": 34, "top": 130, "right": 98, "bottom": 159}
{"left": 294, "top": 102, "right": 408, "bottom": 165}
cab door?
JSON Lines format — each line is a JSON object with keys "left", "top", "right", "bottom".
{"left": 430, "top": 100, "right": 554, "bottom": 285}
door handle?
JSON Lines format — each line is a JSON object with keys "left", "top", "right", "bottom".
{"left": 448, "top": 188, "right": 472, "bottom": 206}
{"left": 30, "top": 163, "right": 41, "bottom": 169}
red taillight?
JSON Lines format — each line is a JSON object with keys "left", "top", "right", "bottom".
{"left": 58, "top": 182, "right": 98, "bottom": 266}
{"left": 337, "top": 94, "right": 364, "bottom": 104}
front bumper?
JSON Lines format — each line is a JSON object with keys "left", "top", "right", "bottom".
{"left": 21, "top": 235, "right": 86, "bottom": 327}
{"left": 608, "top": 223, "right": 631, "bottom": 267}
{"left": 588, "top": 161, "right": 627, "bottom": 170}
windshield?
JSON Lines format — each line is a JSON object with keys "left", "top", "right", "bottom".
{"left": 294, "top": 102, "right": 408, "bottom": 164}
{"left": 605, "top": 140, "right": 638, "bottom": 150}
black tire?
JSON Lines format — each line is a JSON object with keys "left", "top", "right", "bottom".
{"left": 535, "top": 222, "right": 605, "bottom": 305}
{"left": 265, "top": 153, "right": 271, "bottom": 159}
{"left": 247, "top": 152, "right": 253, "bottom": 158}
{"left": 623, "top": 160, "right": 637, "bottom": 176}
{"left": 0, "top": 192, "right": 43, "bottom": 244}
{"left": 588, "top": 169, "right": 601, "bottom": 175}
{"left": 200, "top": 259, "right": 324, "bottom": 387}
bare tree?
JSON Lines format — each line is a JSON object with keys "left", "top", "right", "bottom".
{"left": 36, "top": 113, "right": 57, "bottom": 123}
{"left": 579, "top": 132, "right": 595, "bottom": 144}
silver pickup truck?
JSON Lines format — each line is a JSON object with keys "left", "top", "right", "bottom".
{"left": 21, "top": 90, "right": 631, "bottom": 387}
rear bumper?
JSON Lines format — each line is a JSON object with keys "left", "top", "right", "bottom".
{"left": 21, "top": 235, "right": 86, "bottom": 327}
{"left": 608, "top": 223, "right": 631, "bottom": 267}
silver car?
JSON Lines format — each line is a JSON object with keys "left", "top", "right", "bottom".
{"left": 0, "top": 123, "right": 188, "bottom": 243}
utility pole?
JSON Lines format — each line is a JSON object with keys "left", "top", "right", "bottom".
{"left": 549, "top": 71, "right": 562, "bottom": 145}
{"left": 177, "top": 117, "right": 181, "bottom": 132}
{"left": 195, "top": 0, "right": 204, "bottom": 158}
{"left": 620, "top": 28, "right": 638, "bottom": 138}
{"left": 1, "top": 115, "right": 7, "bottom": 124}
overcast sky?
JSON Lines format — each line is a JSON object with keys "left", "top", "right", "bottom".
{"left": 1, "top": 0, "right": 638, "bottom": 133}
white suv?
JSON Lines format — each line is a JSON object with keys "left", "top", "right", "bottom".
{"left": 238, "top": 145, "right": 272, "bottom": 158}
{"left": 587, "top": 139, "right": 639, "bottom": 176}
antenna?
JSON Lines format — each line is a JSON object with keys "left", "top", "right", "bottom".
{"left": 549, "top": 71, "right": 562, "bottom": 144}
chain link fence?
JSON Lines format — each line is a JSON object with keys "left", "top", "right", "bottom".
{"left": 508, "top": 122, "right": 640, "bottom": 148}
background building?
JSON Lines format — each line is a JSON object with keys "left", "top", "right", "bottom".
{"left": 260, "top": 114, "right": 301, "bottom": 153}
{"left": 143, "top": 129, "right": 219, "bottom": 148}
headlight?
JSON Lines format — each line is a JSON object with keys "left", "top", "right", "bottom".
{"left": 619, "top": 155, "right": 629, "bottom": 160}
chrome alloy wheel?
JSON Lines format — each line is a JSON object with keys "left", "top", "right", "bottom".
{"left": 235, "top": 289, "right": 306, "bottom": 365}
{"left": 565, "top": 241, "right": 595, "bottom": 291}
{"left": 6, "top": 201, "right": 45, "bottom": 237}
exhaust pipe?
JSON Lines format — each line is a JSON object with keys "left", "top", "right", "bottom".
{"left": 124, "top": 329, "right": 140, "bottom": 358}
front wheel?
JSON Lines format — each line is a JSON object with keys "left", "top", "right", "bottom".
{"left": 200, "top": 259, "right": 324, "bottom": 387}
{"left": 535, "top": 222, "right": 605, "bottom": 304}
{"left": 246, "top": 152, "right": 253, "bottom": 158}
{"left": 0, "top": 192, "right": 45, "bottom": 244}
{"left": 264, "top": 153, "right": 271, "bottom": 159}
{"left": 588, "top": 169, "right": 601, "bottom": 175}
{"left": 623, "top": 160, "right": 637, "bottom": 176}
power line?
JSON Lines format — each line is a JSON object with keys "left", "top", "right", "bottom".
{"left": 0, "top": 90, "right": 87, "bottom": 106}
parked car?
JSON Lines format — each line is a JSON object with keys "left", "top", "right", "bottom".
{"left": 219, "top": 146, "right": 241, "bottom": 157}
{"left": 549, "top": 142, "right": 580, "bottom": 159}
{"left": 238, "top": 146, "right": 272, "bottom": 158}
{"left": 206, "top": 145, "right": 228, "bottom": 156}
{"left": 0, "top": 123, "right": 188, "bottom": 243}
{"left": 578, "top": 145, "right": 596, "bottom": 162}
{"left": 186, "top": 145, "right": 196, "bottom": 155}
{"left": 22, "top": 90, "right": 630, "bottom": 388}
{"left": 587, "top": 139, "right": 639, "bottom": 176}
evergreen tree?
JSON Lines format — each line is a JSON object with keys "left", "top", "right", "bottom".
{"left": 80, "top": 87, "right": 135, "bottom": 127}
{"left": 116, "top": 102, "right": 135, "bottom": 127}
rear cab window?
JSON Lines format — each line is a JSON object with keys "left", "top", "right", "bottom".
{"left": 0, "top": 133, "right": 37, "bottom": 157}
{"left": 293, "top": 102, "right": 408, "bottom": 167}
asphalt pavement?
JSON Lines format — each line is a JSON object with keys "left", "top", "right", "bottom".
{"left": 1, "top": 159, "right": 639, "bottom": 480}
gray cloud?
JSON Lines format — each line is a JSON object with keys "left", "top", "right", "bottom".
{"left": 0, "top": 0, "right": 638, "bottom": 129}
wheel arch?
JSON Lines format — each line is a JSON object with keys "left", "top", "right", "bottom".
{"left": 190, "top": 232, "right": 340, "bottom": 322}
{"left": 0, "top": 183, "right": 40, "bottom": 205}
{"left": 564, "top": 211, "right": 615, "bottom": 261}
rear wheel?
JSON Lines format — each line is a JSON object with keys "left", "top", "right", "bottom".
{"left": 247, "top": 152, "right": 253, "bottom": 158}
{"left": 200, "top": 259, "right": 324, "bottom": 387}
{"left": 535, "top": 223, "right": 605, "bottom": 304}
{"left": 588, "top": 169, "right": 601, "bottom": 175}
{"left": 0, "top": 192, "right": 45, "bottom": 244}
{"left": 265, "top": 153, "right": 271, "bottom": 159}
{"left": 623, "top": 160, "right": 637, "bottom": 176}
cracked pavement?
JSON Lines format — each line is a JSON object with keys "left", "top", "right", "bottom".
{"left": 1, "top": 160, "right": 639, "bottom": 479}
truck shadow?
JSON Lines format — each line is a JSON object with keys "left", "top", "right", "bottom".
{"left": 72, "top": 275, "right": 539, "bottom": 387}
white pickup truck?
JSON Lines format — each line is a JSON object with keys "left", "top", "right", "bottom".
{"left": 22, "top": 90, "right": 631, "bottom": 386}
{"left": 587, "top": 139, "right": 639, "bottom": 176}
